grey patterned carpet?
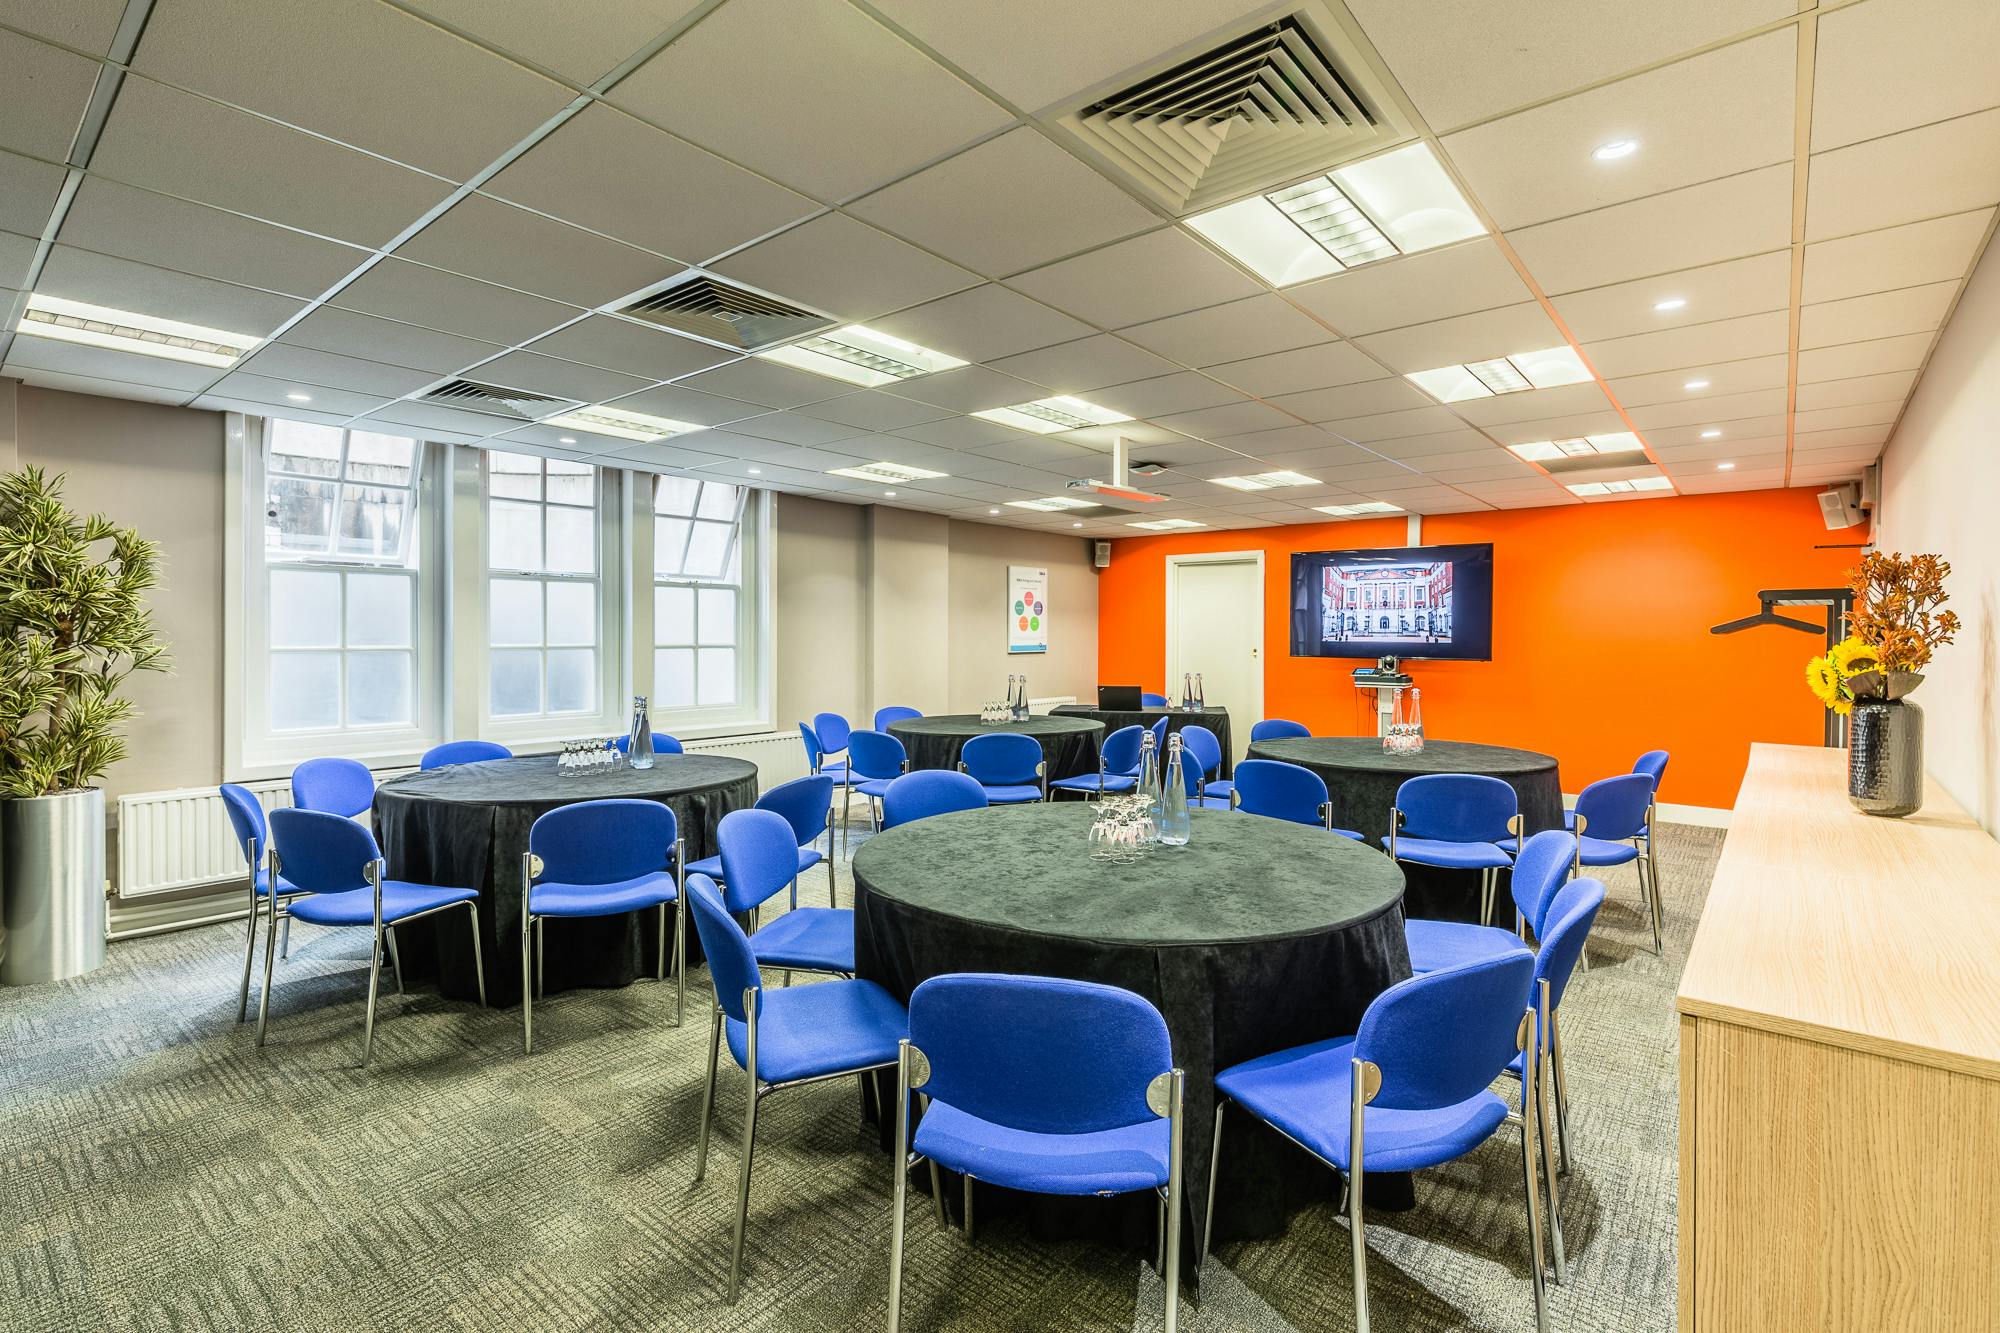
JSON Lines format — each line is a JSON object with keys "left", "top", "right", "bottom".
{"left": 0, "top": 822, "right": 1718, "bottom": 1332}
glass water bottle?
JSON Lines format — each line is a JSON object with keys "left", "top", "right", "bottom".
{"left": 1405, "top": 686, "right": 1425, "bottom": 753}
{"left": 629, "top": 695, "right": 655, "bottom": 770}
{"left": 1135, "top": 730, "right": 1161, "bottom": 831}
{"left": 1158, "top": 735, "right": 1192, "bottom": 846}
{"left": 1193, "top": 672, "right": 1205, "bottom": 709}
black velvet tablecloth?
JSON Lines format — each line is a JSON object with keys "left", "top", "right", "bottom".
{"left": 853, "top": 802, "right": 1410, "bottom": 1265}
{"left": 372, "top": 754, "right": 759, "bottom": 1003}
{"left": 1244, "top": 736, "right": 1563, "bottom": 922}
{"left": 886, "top": 713, "right": 1104, "bottom": 781}
{"left": 1049, "top": 704, "right": 1235, "bottom": 776}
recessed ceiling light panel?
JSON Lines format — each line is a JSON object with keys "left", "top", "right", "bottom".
{"left": 757, "top": 325, "right": 966, "bottom": 387}
{"left": 1408, "top": 344, "right": 1592, "bottom": 402}
{"left": 1508, "top": 345, "right": 1592, "bottom": 389}
{"left": 1129, "top": 518, "right": 1206, "bottom": 530}
{"left": 18, "top": 294, "right": 261, "bottom": 368}
{"left": 827, "top": 461, "right": 948, "bottom": 483}
{"left": 974, "top": 396, "right": 1132, "bottom": 435}
{"left": 1405, "top": 364, "right": 1493, "bottom": 403}
{"left": 1465, "top": 357, "right": 1531, "bottom": 395}
{"left": 1331, "top": 142, "right": 1485, "bottom": 254}
{"left": 541, "top": 405, "right": 704, "bottom": 442}
{"left": 1006, "top": 496, "right": 1098, "bottom": 512}
{"left": 1314, "top": 500, "right": 1403, "bottom": 516}
{"left": 1211, "top": 470, "right": 1318, "bottom": 491}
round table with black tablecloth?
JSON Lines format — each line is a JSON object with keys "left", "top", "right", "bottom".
{"left": 885, "top": 713, "right": 1104, "bottom": 782}
{"left": 1049, "top": 704, "right": 1234, "bottom": 776}
{"left": 372, "top": 753, "right": 759, "bottom": 1004}
{"left": 1244, "top": 736, "right": 1563, "bottom": 922}
{"left": 852, "top": 802, "right": 1410, "bottom": 1269}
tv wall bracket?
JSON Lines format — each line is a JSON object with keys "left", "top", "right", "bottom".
{"left": 1710, "top": 587, "right": 1855, "bottom": 746}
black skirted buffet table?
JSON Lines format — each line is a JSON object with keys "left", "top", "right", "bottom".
{"left": 372, "top": 753, "right": 759, "bottom": 1003}
{"left": 1049, "top": 703, "right": 1234, "bottom": 776}
{"left": 852, "top": 801, "right": 1410, "bottom": 1264}
{"left": 885, "top": 713, "right": 1104, "bottom": 782}
{"left": 1243, "top": 736, "right": 1564, "bottom": 921}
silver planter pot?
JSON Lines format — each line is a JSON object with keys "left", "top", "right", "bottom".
{"left": 1, "top": 787, "right": 108, "bottom": 985}
{"left": 1847, "top": 698, "right": 1924, "bottom": 819}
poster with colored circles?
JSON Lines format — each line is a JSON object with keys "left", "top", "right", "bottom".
{"left": 1007, "top": 564, "right": 1048, "bottom": 655}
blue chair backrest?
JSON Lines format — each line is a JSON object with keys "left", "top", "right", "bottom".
{"left": 291, "top": 757, "right": 375, "bottom": 818}
{"left": 1510, "top": 830, "right": 1577, "bottom": 938}
{"left": 1536, "top": 877, "right": 1606, "bottom": 1013}
{"left": 1249, "top": 718, "right": 1311, "bottom": 742}
{"left": 1179, "top": 724, "right": 1222, "bottom": 778}
{"left": 686, "top": 875, "right": 762, "bottom": 1021}
{"left": 813, "top": 711, "right": 852, "bottom": 754}
{"left": 1395, "top": 773, "right": 1518, "bottom": 843}
{"left": 220, "top": 783, "right": 267, "bottom": 868}
{"left": 1100, "top": 725, "right": 1145, "bottom": 777}
{"left": 530, "top": 798, "right": 677, "bottom": 884}
{"left": 1574, "top": 772, "right": 1653, "bottom": 841}
{"left": 849, "top": 728, "right": 906, "bottom": 781}
{"left": 757, "top": 774, "right": 833, "bottom": 848}
{"left": 882, "top": 771, "right": 987, "bottom": 829}
{"left": 1633, "top": 749, "right": 1670, "bottom": 791}
{"left": 1150, "top": 717, "right": 1169, "bottom": 749}
{"left": 716, "top": 807, "right": 800, "bottom": 914}
{"left": 909, "top": 973, "right": 1171, "bottom": 1134}
{"left": 1140, "top": 693, "right": 1169, "bottom": 707}
{"left": 1231, "top": 759, "right": 1327, "bottom": 826}
{"left": 613, "top": 733, "right": 682, "bottom": 755}
{"left": 962, "top": 732, "right": 1041, "bottom": 785}
{"left": 874, "top": 705, "right": 921, "bottom": 730}
{"left": 268, "top": 807, "right": 380, "bottom": 894}
{"left": 1355, "top": 950, "right": 1535, "bottom": 1112}
{"left": 420, "top": 740, "right": 512, "bottom": 770}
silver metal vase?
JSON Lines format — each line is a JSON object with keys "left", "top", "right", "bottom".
{"left": 1846, "top": 670, "right": 1925, "bottom": 818}
{"left": 1, "top": 787, "right": 108, "bottom": 985}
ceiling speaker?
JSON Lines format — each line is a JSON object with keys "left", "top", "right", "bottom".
{"left": 1817, "top": 483, "right": 1865, "bottom": 530}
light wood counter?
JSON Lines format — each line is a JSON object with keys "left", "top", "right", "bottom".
{"left": 1678, "top": 743, "right": 2000, "bottom": 1332}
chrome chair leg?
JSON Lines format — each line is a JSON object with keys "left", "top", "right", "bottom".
{"left": 466, "top": 902, "right": 487, "bottom": 1007}
{"left": 1518, "top": 1014, "right": 1551, "bottom": 1332}
{"left": 1550, "top": 1009, "right": 1573, "bottom": 1174}
{"left": 963, "top": 1174, "right": 975, "bottom": 1242}
{"left": 255, "top": 897, "right": 281, "bottom": 1046}
{"left": 280, "top": 916, "right": 291, "bottom": 959}
{"left": 827, "top": 847, "right": 838, "bottom": 908}
{"left": 1200, "top": 1100, "right": 1226, "bottom": 1264}
{"left": 674, "top": 884, "right": 687, "bottom": 1026}
{"left": 694, "top": 1006, "right": 722, "bottom": 1181}
{"left": 1645, "top": 838, "right": 1665, "bottom": 954}
{"left": 1348, "top": 1162, "right": 1368, "bottom": 1333}
{"left": 1161, "top": 1069, "right": 1184, "bottom": 1333}
{"left": 237, "top": 882, "right": 261, "bottom": 1023}
{"left": 361, "top": 923, "right": 384, "bottom": 1066}
{"left": 916, "top": 1092, "right": 948, "bottom": 1229}
{"left": 727, "top": 1062, "right": 761, "bottom": 1301}
{"left": 536, "top": 917, "right": 545, "bottom": 998}
{"left": 887, "top": 1042, "right": 914, "bottom": 1333}
{"left": 656, "top": 900, "right": 668, "bottom": 983}
{"left": 385, "top": 925, "right": 405, "bottom": 996}
{"left": 519, "top": 910, "right": 535, "bottom": 1055}
{"left": 1539, "top": 1038, "right": 1567, "bottom": 1282}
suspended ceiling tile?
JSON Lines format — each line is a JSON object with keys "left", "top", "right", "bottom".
{"left": 1477, "top": 411, "right": 1630, "bottom": 447}
{"left": 1798, "top": 280, "right": 1959, "bottom": 350}
{"left": 1321, "top": 405, "right": 1470, "bottom": 443}
{"left": 1793, "top": 423, "right": 1890, "bottom": 451}
{"left": 1204, "top": 341, "right": 1385, "bottom": 399}
{"left": 1805, "top": 107, "right": 2000, "bottom": 241}
{"left": 1005, "top": 227, "right": 1264, "bottom": 330}
{"left": 0, "top": 149, "right": 65, "bottom": 236}
{"left": 1792, "top": 401, "right": 1901, "bottom": 433}
{"left": 1801, "top": 209, "right": 1994, "bottom": 305}
{"left": 201, "top": 372, "right": 388, "bottom": 419}
{"left": 281, "top": 306, "right": 505, "bottom": 375}
{"left": 397, "top": 0, "right": 703, "bottom": 84}
{"left": 712, "top": 212, "right": 979, "bottom": 324}
{"left": 236, "top": 343, "right": 439, "bottom": 398}
{"left": 1794, "top": 372, "right": 1918, "bottom": 412}
{"left": 521, "top": 314, "right": 738, "bottom": 381}
{"left": 1641, "top": 419, "right": 1784, "bottom": 448}
{"left": 1812, "top": 0, "right": 2000, "bottom": 152}
{"left": 729, "top": 411, "right": 870, "bottom": 447}
{"left": 883, "top": 364, "right": 1048, "bottom": 413}
{"left": 1448, "top": 381, "right": 1614, "bottom": 427}
{"left": 191, "top": 394, "right": 357, "bottom": 427}
{"left": 1091, "top": 372, "right": 1240, "bottom": 419}
{"left": 37, "top": 245, "right": 306, "bottom": 335}
{"left": 1265, "top": 378, "right": 1431, "bottom": 424}
{"left": 1580, "top": 310, "right": 1789, "bottom": 379}
{"left": 330, "top": 258, "right": 581, "bottom": 344}
{"left": 1148, "top": 400, "right": 1296, "bottom": 441}
{"left": 1367, "top": 429, "right": 1514, "bottom": 459}
{"left": 1352, "top": 302, "right": 1565, "bottom": 374}
{"left": 985, "top": 335, "right": 1180, "bottom": 395}
{"left": 1286, "top": 240, "right": 1534, "bottom": 338}
{"left": 1551, "top": 250, "right": 1791, "bottom": 344}
{"left": 6, "top": 367, "right": 193, "bottom": 406}
{"left": 0, "top": 26, "right": 99, "bottom": 160}
{"left": 792, "top": 387, "right": 955, "bottom": 432}
{"left": 1796, "top": 331, "right": 1936, "bottom": 382}
{"left": 397, "top": 194, "right": 676, "bottom": 308}
{"left": 677, "top": 356, "right": 856, "bottom": 410}
{"left": 601, "top": 381, "right": 768, "bottom": 428}
{"left": 4, "top": 332, "right": 226, "bottom": 392}
{"left": 462, "top": 348, "right": 652, "bottom": 404}
{"left": 1625, "top": 387, "right": 1790, "bottom": 430}
{"left": 1606, "top": 354, "right": 1790, "bottom": 409}
{"left": 0, "top": 230, "right": 34, "bottom": 289}
{"left": 1118, "top": 294, "right": 1334, "bottom": 368}
{"left": 0, "top": 0, "right": 126, "bottom": 54}
{"left": 869, "top": 284, "right": 1092, "bottom": 364}
{"left": 887, "top": 415, "right": 1024, "bottom": 451}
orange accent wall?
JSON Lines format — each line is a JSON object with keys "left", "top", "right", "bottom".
{"left": 1096, "top": 488, "right": 1862, "bottom": 810}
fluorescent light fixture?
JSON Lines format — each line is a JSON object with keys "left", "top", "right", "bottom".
{"left": 1631, "top": 475, "right": 1672, "bottom": 491}
{"left": 973, "top": 396, "right": 1132, "bottom": 435}
{"left": 1653, "top": 297, "right": 1687, "bottom": 312}
{"left": 1507, "top": 345, "right": 1592, "bottom": 389}
{"left": 826, "top": 461, "right": 948, "bottom": 483}
{"left": 540, "top": 405, "right": 704, "bottom": 442}
{"left": 1509, "top": 432, "right": 1645, "bottom": 463}
{"left": 884, "top": 491, "right": 896, "bottom": 498}
{"left": 1568, "top": 474, "right": 1672, "bottom": 497}
{"left": 988, "top": 507, "right": 1001, "bottom": 514}
{"left": 1185, "top": 196, "right": 1344, "bottom": 286}
{"left": 1406, "top": 364, "right": 1492, "bottom": 403}
{"left": 1314, "top": 501, "right": 1403, "bottom": 517}
{"left": 1006, "top": 496, "right": 1098, "bottom": 512}
{"left": 1407, "top": 345, "right": 1591, "bottom": 403}
{"left": 1210, "top": 470, "right": 1318, "bottom": 491}
{"left": 1268, "top": 176, "right": 1398, "bottom": 266}
{"left": 1585, "top": 431, "right": 1644, "bottom": 452}
{"left": 1717, "top": 462, "right": 1736, "bottom": 471}
{"left": 1128, "top": 518, "right": 1206, "bottom": 530}
{"left": 748, "top": 467, "right": 762, "bottom": 475}
{"left": 1683, "top": 379, "right": 1710, "bottom": 391}
{"left": 1700, "top": 428, "right": 1722, "bottom": 439}
{"left": 1465, "top": 357, "right": 1531, "bottom": 395}
{"left": 17, "top": 294, "right": 261, "bottom": 368}
{"left": 1592, "top": 139, "right": 1640, "bottom": 161}
{"left": 1332, "top": 143, "right": 1486, "bottom": 254}
{"left": 558, "top": 436, "right": 578, "bottom": 444}
{"left": 757, "top": 325, "right": 966, "bottom": 387}
{"left": 286, "top": 392, "right": 312, "bottom": 402}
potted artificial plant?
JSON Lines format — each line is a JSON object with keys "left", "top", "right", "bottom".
{"left": 0, "top": 466, "right": 168, "bottom": 985}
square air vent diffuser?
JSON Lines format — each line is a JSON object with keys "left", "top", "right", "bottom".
{"left": 614, "top": 274, "right": 836, "bottom": 353}
{"left": 420, "top": 379, "right": 580, "bottom": 420}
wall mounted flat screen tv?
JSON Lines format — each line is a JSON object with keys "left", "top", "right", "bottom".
{"left": 1289, "top": 544, "right": 1495, "bottom": 661}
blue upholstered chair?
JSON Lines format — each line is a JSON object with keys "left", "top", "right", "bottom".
{"left": 874, "top": 705, "right": 921, "bottom": 730}
{"left": 887, "top": 974, "right": 1185, "bottom": 1333}
{"left": 221, "top": 783, "right": 303, "bottom": 1024}
{"left": 1249, "top": 718, "right": 1311, "bottom": 742}
{"left": 1179, "top": 723, "right": 1233, "bottom": 802}
{"left": 799, "top": 721, "right": 850, "bottom": 784}
{"left": 612, "top": 732, "right": 682, "bottom": 755}
{"left": 844, "top": 729, "right": 908, "bottom": 843}
{"left": 520, "top": 799, "right": 684, "bottom": 1052}
{"left": 419, "top": 740, "right": 512, "bottom": 770}
{"left": 686, "top": 775, "right": 836, "bottom": 908}
{"left": 1385, "top": 774, "right": 1524, "bottom": 927}
{"left": 258, "top": 808, "right": 485, "bottom": 1063}
{"left": 958, "top": 732, "right": 1046, "bottom": 804}
{"left": 1140, "top": 692, "right": 1169, "bottom": 707}
{"left": 1165, "top": 744, "right": 1231, "bottom": 810}
{"left": 1228, "top": 759, "right": 1364, "bottom": 839}
{"left": 290, "top": 756, "right": 374, "bottom": 818}
{"left": 1208, "top": 951, "right": 1550, "bottom": 1333}
{"left": 812, "top": 711, "right": 853, "bottom": 760}
{"left": 715, "top": 807, "right": 854, "bottom": 978}
{"left": 1565, "top": 752, "right": 1669, "bottom": 944}
{"left": 1048, "top": 724, "right": 1144, "bottom": 800}
{"left": 1559, "top": 773, "right": 1660, "bottom": 954}
{"left": 1150, "top": 716, "right": 1169, "bottom": 751}
{"left": 882, "top": 770, "right": 988, "bottom": 829}
{"left": 1406, "top": 830, "right": 1575, "bottom": 976}
{"left": 687, "top": 876, "right": 907, "bottom": 1303}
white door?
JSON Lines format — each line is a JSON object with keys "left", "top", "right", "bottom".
{"left": 1168, "top": 556, "right": 1263, "bottom": 763}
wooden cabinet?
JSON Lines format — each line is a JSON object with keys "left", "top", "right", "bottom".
{"left": 1678, "top": 745, "right": 2000, "bottom": 1331}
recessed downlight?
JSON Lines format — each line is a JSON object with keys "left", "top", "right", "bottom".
{"left": 1700, "top": 429, "right": 1722, "bottom": 439}
{"left": 1682, "top": 379, "right": 1710, "bottom": 391}
{"left": 1717, "top": 462, "right": 1736, "bottom": 471}
{"left": 286, "top": 392, "right": 312, "bottom": 402}
{"left": 1593, "top": 140, "right": 1639, "bottom": 161}
{"left": 557, "top": 436, "right": 578, "bottom": 444}
{"left": 1653, "top": 297, "right": 1687, "bottom": 313}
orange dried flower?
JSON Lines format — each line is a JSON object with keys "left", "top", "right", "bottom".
{"left": 1847, "top": 551, "right": 1956, "bottom": 672}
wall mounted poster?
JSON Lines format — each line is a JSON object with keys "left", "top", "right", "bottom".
{"left": 1007, "top": 565, "right": 1048, "bottom": 655}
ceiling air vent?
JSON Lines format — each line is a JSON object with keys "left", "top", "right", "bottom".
{"left": 615, "top": 274, "right": 835, "bottom": 353}
{"left": 420, "top": 379, "right": 579, "bottom": 421}
{"left": 1055, "top": 7, "right": 1410, "bottom": 215}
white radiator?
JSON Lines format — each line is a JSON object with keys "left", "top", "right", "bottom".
{"left": 681, "top": 730, "right": 808, "bottom": 787}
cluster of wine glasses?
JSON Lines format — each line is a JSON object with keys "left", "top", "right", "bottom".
{"left": 1087, "top": 794, "right": 1157, "bottom": 864}
{"left": 558, "top": 739, "right": 621, "bottom": 776}
{"left": 978, "top": 699, "right": 1013, "bottom": 724}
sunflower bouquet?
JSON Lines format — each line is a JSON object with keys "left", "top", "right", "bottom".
{"left": 1806, "top": 552, "right": 1957, "bottom": 713}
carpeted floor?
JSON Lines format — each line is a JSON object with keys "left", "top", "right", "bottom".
{"left": 0, "top": 822, "right": 1719, "bottom": 1332}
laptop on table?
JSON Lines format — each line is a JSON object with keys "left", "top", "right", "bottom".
{"left": 1096, "top": 685, "right": 1143, "bottom": 710}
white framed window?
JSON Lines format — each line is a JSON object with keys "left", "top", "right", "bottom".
{"left": 652, "top": 476, "right": 749, "bottom": 713}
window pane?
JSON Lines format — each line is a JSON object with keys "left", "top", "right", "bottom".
{"left": 266, "top": 476, "right": 337, "bottom": 555}
{"left": 335, "top": 485, "right": 409, "bottom": 561}
{"left": 683, "top": 521, "right": 730, "bottom": 577}
{"left": 490, "top": 451, "right": 541, "bottom": 501}
{"left": 346, "top": 573, "right": 412, "bottom": 648}
{"left": 546, "top": 581, "right": 595, "bottom": 647}
{"left": 270, "top": 420, "right": 342, "bottom": 477}
{"left": 654, "top": 475, "right": 701, "bottom": 517}
{"left": 654, "top": 516, "right": 692, "bottom": 576}
{"left": 696, "top": 587, "right": 736, "bottom": 645}
{"left": 347, "top": 651, "right": 413, "bottom": 726}
{"left": 654, "top": 647, "right": 695, "bottom": 708}
{"left": 545, "top": 460, "right": 593, "bottom": 507}
{"left": 655, "top": 585, "right": 695, "bottom": 644}
{"left": 695, "top": 482, "right": 739, "bottom": 521}
{"left": 346, "top": 432, "right": 416, "bottom": 486}
{"left": 489, "top": 579, "right": 543, "bottom": 647}
{"left": 270, "top": 652, "right": 341, "bottom": 731}
{"left": 269, "top": 569, "right": 340, "bottom": 648}
{"left": 490, "top": 648, "right": 543, "bottom": 716}
{"left": 697, "top": 648, "right": 736, "bottom": 706}
{"left": 546, "top": 648, "right": 595, "bottom": 713}
{"left": 489, "top": 500, "right": 544, "bottom": 571}
{"left": 544, "top": 505, "right": 595, "bottom": 575}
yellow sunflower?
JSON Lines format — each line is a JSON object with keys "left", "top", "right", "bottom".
{"left": 1805, "top": 654, "right": 1851, "bottom": 714}
{"left": 1827, "top": 636, "right": 1878, "bottom": 677}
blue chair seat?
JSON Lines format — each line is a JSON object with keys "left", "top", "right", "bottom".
{"left": 853, "top": 777, "right": 895, "bottom": 800}
{"left": 912, "top": 1101, "right": 1171, "bottom": 1196}
{"left": 1216, "top": 1035, "right": 1510, "bottom": 1174}
{"left": 724, "top": 978, "right": 904, "bottom": 1084}
{"left": 1383, "top": 835, "right": 1514, "bottom": 869}
{"left": 1563, "top": 809, "right": 1652, "bottom": 841}
{"left": 979, "top": 783, "right": 1043, "bottom": 804}
{"left": 252, "top": 869, "right": 301, "bottom": 898}
{"left": 1500, "top": 832, "right": 1638, "bottom": 867}
{"left": 1048, "top": 773, "right": 1138, "bottom": 795}
{"left": 1405, "top": 918, "right": 1531, "bottom": 974}
{"left": 1203, "top": 779, "right": 1234, "bottom": 800}
{"left": 528, "top": 870, "right": 679, "bottom": 918}
{"left": 1332, "top": 828, "right": 1366, "bottom": 842}
{"left": 686, "top": 846, "right": 821, "bottom": 882}
{"left": 288, "top": 880, "right": 477, "bottom": 927}
{"left": 1193, "top": 795, "right": 1232, "bottom": 812}
{"left": 748, "top": 907, "right": 855, "bottom": 973}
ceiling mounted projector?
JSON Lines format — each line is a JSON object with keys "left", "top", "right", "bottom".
{"left": 1065, "top": 436, "right": 1170, "bottom": 510}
